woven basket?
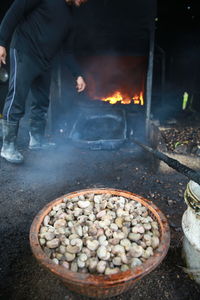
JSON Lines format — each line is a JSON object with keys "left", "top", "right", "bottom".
{"left": 30, "top": 188, "right": 170, "bottom": 298}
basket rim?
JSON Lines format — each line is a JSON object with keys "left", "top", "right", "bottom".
{"left": 29, "top": 188, "right": 170, "bottom": 286}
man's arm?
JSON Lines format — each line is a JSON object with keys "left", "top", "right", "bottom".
{"left": 0, "top": 0, "right": 40, "bottom": 48}
{"left": 63, "top": 29, "right": 86, "bottom": 92}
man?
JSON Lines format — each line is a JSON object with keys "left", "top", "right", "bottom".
{"left": 0, "top": 0, "right": 87, "bottom": 164}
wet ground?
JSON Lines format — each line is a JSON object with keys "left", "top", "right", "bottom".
{"left": 0, "top": 128, "right": 200, "bottom": 300}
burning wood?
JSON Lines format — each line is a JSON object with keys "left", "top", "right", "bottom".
{"left": 132, "top": 139, "right": 200, "bottom": 185}
{"left": 101, "top": 91, "right": 144, "bottom": 105}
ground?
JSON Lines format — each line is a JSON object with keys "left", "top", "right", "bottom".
{"left": 0, "top": 125, "right": 200, "bottom": 300}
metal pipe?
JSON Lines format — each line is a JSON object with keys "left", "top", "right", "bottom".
{"left": 145, "top": 28, "right": 155, "bottom": 140}
{"left": 132, "top": 139, "right": 200, "bottom": 185}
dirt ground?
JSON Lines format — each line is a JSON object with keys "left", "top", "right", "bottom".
{"left": 0, "top": 126, "right": 200, "bottom": 300}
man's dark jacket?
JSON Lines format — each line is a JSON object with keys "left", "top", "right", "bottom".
{"left": 0, "top": 0, "right": 81, "bottom": 75}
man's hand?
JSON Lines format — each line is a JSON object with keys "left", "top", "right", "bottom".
{"left": 0, "top": 46, "right": 7, "bottom": 67}
{"left": 76, "top": 76, "right": 86, "bottom": 92}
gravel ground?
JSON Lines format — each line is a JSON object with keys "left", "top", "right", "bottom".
{"left": 0, "top": 129, "right": 200, "bottom": 300}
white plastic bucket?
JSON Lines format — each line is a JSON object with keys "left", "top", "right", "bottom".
{"left": 182, "top": 181, "right": 200, "bottom": 284}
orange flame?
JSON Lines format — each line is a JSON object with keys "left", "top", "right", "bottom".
{"left": 101, "top": 91, "right": 144, "bottom": 105}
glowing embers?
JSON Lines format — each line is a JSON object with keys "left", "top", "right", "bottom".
{"left": 101, "top": 91, "right": 144, "bottom": 105}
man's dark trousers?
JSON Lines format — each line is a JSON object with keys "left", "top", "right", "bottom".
{"left": 3, "top": 48, "right": 51, "bottom": 123}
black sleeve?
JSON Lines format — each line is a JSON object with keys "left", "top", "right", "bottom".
{"left": 0, "top": 0, "right": 40, "bottom": 47}
{"left": 63, "top": 29, "right": 84, "bottom": 79}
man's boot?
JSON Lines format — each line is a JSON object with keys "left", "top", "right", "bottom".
{"left": 29, "top": 119, "right": 55, "bottom": 150}
{"left": 1, "top": 120, "right": 24, "bottom": 164}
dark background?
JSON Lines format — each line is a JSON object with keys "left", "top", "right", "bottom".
{"left": 0, "top": 0, "right": 156, "bottom": 55}
{"left": 1, "top": 1, "right": 199, "bottom": 54}
{"left": 0, "top": 0, "right": 200, "bottom": 117}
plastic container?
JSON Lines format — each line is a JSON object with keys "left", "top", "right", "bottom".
{"left": 182, "top": 181, "right": 200, "bottom": 284}
{"left": 30, "top": 188, "right": 170, "bottom": 298}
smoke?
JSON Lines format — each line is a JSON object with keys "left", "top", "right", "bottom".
{"left": 78, "top": 55, "right": 147, "bottom": 100}
{"left": 9, "top": 115, "right": 143, "bottom": 199}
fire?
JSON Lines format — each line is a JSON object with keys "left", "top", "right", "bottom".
{"left": 101, "top": 91, "right": 144, "bottom": 105}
